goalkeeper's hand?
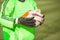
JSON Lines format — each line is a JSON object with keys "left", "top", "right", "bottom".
{"left": 14, "top": 17, "right": 36, "bottom": 27}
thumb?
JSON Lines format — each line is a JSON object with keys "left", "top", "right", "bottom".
{"left": 26, "top": 17, "right": 34, "bottom": 21}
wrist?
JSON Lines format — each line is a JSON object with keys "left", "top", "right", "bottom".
{"left": 14, "top": 18, "right": 19, "bottom": 24}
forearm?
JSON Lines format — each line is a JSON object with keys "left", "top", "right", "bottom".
{"left": 0, "top": 13, "right": 14, "bottom": 28}
{"left": 0, "top": 18, "right": 13, "bottom": 28}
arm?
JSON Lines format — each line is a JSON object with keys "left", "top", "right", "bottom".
{"left": 0, "top": 0, "right": 16, "bottom": 29}
{"left": 0, "top": 12, "right": 14, "bottom": 29}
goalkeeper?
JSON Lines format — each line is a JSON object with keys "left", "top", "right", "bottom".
{"left": 0, "top": 0, "right": 44, "bottom": 40}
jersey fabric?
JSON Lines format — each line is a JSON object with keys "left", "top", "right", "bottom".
{"left": 0, "top": 0, "right": 38, "bottom": 40}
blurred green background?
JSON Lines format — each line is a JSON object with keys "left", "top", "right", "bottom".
{"left": 0, "top": 0, "right": 60, "bottom": 40}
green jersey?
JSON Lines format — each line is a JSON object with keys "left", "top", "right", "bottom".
{"left": 0, "top": 0, "right": 38, "bottom": 40}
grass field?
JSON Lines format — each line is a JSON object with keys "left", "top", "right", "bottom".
{"left": 0, "top": 0, "right": 60, "bottom": 40}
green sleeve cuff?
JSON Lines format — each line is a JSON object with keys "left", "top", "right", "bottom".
{"left": 0, "top": 12, "right": 14, "bottom": 29}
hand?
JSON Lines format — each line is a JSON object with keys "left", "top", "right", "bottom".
{"left": 25, "top": 9, "right": 45, "bottom": 26}
{"left": 14, "top": 9, "right": 45, "bottom": 27}
{"left": 32, "top": 10, "right": 44, "bottom": 26}
{"left": 34, "top": 15, "right": 44, "bottom": 26}
{"left": 14, "top": 17, "right": 36, "bottom": 27}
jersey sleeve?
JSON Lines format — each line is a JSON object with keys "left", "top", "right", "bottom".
{"left": 0, "top": 0, "right": 16, "bottom": 29}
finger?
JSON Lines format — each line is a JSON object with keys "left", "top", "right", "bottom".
{"left": 27, "top": 23, "right": 35, "bottom": 27}
{"left": 26, "top": 20, "right": 36, "bottom": 23}
{"left": 38, "top": 14, "right": 45, "bottom": 18}
{"left": 39, "top": 18, "right": 45, "bottom": 25}
{"left": 42, "top": 14, "right": 45, "bottom": 18}
{"left": 25, "top": 17, "right": 34, "bottom": 21}
{"left": 34, "top": 16, "right": 44, "bottom": 21}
